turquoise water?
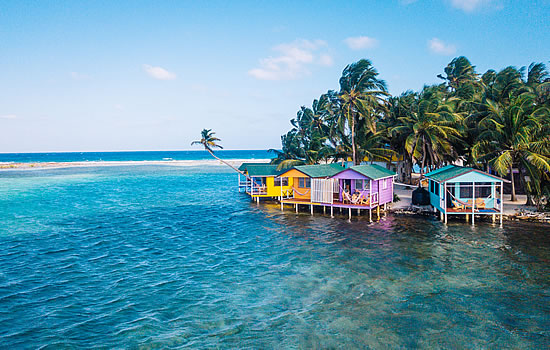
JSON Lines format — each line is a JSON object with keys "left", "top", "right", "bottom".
{"left": 0, "top": 165, "right": 549, "bottom": 348}
{"left": 0, "top": 150, "right": 272, "bottom": 163}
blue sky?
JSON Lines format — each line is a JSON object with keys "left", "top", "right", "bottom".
{"left": 1, "top": 0, "right": 549, "bottom": 152}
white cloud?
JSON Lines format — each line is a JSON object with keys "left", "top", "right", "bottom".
{"left": 344, "top": 36, "right": 378, "bottom": 50}
{"left": 248, "top": 39, "right": 332, "bottom": 80}
{"left": 450, "top": 0, "right": 493, "bottom": 12}
{"left": 319, "top": 54, "right": 334, "bottom": 67}
{"left": 142, "top": 64, "right": 176, "bottom": 80}
{"left": 428, "top": 38, "right": 457, "bottom": 55}
{"left": 0, "top": 114, "right": 17, "bottom": 119}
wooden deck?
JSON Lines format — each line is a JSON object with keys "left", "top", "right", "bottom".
{"left": 446, "top": 207, "right": 500, "bottom": 214}
{"left": 280, "top": 198, "right": 379, "bottom": 210}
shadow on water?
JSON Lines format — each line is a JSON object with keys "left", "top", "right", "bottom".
{"left": 0, "top": 166, "right": 548, "bottom": 348}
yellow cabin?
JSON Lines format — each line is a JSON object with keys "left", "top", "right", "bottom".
{"left": 237, "top": 163, "right": 294, "bottom": 200}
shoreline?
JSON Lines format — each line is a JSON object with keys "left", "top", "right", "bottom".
{"left": 0, "top": 159, "right": 271, "bottom": 171}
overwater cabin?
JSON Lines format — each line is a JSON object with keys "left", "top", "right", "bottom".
{"left": 424, "top": 165, "right": 508, "bottom": 224}
{"left": 279, "top": 163, "right": 396, "bottom": 220}
{"left": 238, "top": 163, "right": 293, "bottom": 201}
{"left": 332, "top": 164, "right": 396, "bottom": 209}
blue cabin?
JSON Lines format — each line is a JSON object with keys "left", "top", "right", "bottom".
{"left": 424, "top": 165, "right": 509, "bottom": 224}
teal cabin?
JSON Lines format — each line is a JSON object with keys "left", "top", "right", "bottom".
{"left": 424, "top": 165, "right": 509, "bottom": 224}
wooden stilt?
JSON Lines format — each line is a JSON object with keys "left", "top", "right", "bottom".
{"left": 466, "top": 214, "right": 469, "bottom": 222}
{"left": 281, "top": 202, "right": 283, "bottom": 211}
{"left": 492, "top": 214, "right": 495, "bottom": 223}
{"left": 348, "top": 208, "right": 352, "bottom": 220}
{"left": 472, "top": 213, "right": 475, "bottom": 225}
{"left": 323, "top": 206, "right": 326, "bottom": 214}
{"left": 357, "top": 208, "right": 360, "bottom": 216}
{"left": 295, "top": 204, "right": 298, "bottom": 213}
{"left": 310, "top": 205, "right": 313, "bottom": 215}
{"left": 440, "top": 211, "right": 443, "bottom": 221}
{"left": 331, "top": 206, "right": 334, "bottom": 218}
{"left": 444, "top": 212, "right": 447, "bottom": 224}
{"left": 500, "top": 213, "right": 503, "bottom": 226}
{"left": 384, "top": 203, "right": 387, "bottom": 211}
{"left": 377, "top": 205, "right": 380, "bottom": 220}
{"left": 369, "top": 208, "right": 372, "bottom": 222}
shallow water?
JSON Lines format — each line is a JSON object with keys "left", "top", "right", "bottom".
{"left": 0, "top": 166, "right": 548, "bottom": 348}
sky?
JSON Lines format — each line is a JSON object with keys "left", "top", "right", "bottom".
{"left": 0, "top": 0, "right": 549, "bottom": 152}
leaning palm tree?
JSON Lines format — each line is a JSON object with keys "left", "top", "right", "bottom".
{"left": 191, "top": 129, "right": 247, "bottom": 176}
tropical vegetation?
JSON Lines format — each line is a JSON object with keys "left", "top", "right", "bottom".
{"left": 270, "top": 57, "right": 550, "bottom": 208}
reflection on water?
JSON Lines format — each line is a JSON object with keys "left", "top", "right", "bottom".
{"left": 0, "top": 166, "right": 548, "bottom": 348}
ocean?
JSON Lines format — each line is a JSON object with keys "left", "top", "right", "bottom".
{"left": 0, "top": 150, "right": 272, "bottom": 163}
{"left": 0, "top": 153, "right": 548, "bottom": 348}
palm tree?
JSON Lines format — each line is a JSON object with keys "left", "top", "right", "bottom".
{"left": 390, "top": 85, "right": 463, "bottom": 175}
{"left": 191, "top": 129, "right": 246, "bottom": 176}
{"left": 472, "top": 92, "right": 550, "bottom": 202}
{"left": 338, "top": 59, "right": 388, "bottom": 165}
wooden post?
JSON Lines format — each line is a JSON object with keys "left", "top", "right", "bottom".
{"left": 369, "top": 208, "right": 372, "bottom": 222}
{"left": 444, "top": 183, "right": 447, "bottom": 225}
{"left": 377, "top": 205, "right": 380, "bottom": 220}
{"left": 472, "top": 182, "right": 475, "bottom": 225}
{"left": 323, "top": 206, "right": 326, "bottom": 214}
{"left": 500, "top": 182, "right": 503, "bottom": 226}
{"left": 310, "top": 204, "right": 313, "bottom": 215}
{"left": 348, "top": 208, "right": 352, "bottom": 220}
{"left": 466, "top": 214, "right": 469, "bottom": 223}
{"left": 440, "top": 211, "right": 443, "bottom": 221}
{"left": 331, "top": 206, "right": 334, "bottom": 218}
{"left": 492, "top": 214, "right": 495, "bottom": 223}
{"left": 358, "top": 208, "right": 360, "bottom": 216}
{"left": 295, "top": 204, "right": 298, "bottom": 213}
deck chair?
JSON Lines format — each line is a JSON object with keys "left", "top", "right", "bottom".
{"left": 343, "top": 191, "right": 352, "bottom": 204}
{"left": 475, "top": 198, "right": 486, "bottom": 209}
{"left": 360, "top": 195, "right": 370, "bottom": 206}
{"left": 452, "top": 200, "right": 465, "bottom": 210}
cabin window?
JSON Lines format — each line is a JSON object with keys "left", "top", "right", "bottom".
{"left": 274, "top": 177, "right": 288, "bottom": 187}
{"left": 298, "top": 178, "right": 311, "bottom": 188}
{"left": 429, "top": 180, "right": 434, "bottom": 193}
{"left": 459, "top": 182, "right": 472, "bottom": 198}
{"left": 382, "top": 179, "right": 388, "bottom": 190}
{"left": 475, "top": 182, "right": 492, "bottom": 198}
{"left": 354, "top": 179, "right": 365, "bottom": 190}
{"left": 435, "top": 182, "right": 440, "bottom": 196}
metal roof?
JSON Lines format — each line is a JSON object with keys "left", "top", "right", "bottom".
{"left": 238, "top": 162, "right": 270, "bottom": 172}
{"left": 245, "top": 164, "right": 281, "bottom": 177}
{"left": 424, "top": 165, "right": 508, "bottom": 183}
{"left": 342, "top": 164, "right": 396, "bottom": 180}
{"left": 293, "top": 163, "right": 344, "bottom": 178}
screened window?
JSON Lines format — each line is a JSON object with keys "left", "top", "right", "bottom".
{"left": 475, "top": 182, "right": 492, "bottom": 198}
{"left": 298, "top": 178, "right": 311, "bottom": 188}
{"left": 382, "top": 179, "right": 388, "bottom": 190}
{"left": 355, "top": 179, "right": 365, "bottom": 190}
{"left": 460, "top": 182, "right": 472, "bottom": 198}
{"left": 274, "top": 177, "right": 288, "bottom": 186}
{"left": 435, "top": 182, "right": 440, "bottom": 196}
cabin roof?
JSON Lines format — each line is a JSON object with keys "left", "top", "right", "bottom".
{"left": 238, "top": 162, "right": 270, "bottom": 172}
{"left": 245, "top": 164, "right": 281, "bottom": 177}
{"left": 337, "top": 164, "right": 396, "bottom": 180}
{"left": 424, "top": 165, "right": 507, "bottom": 182}
{"left": 293, "top": 163, "right": 344, "bottom": 178}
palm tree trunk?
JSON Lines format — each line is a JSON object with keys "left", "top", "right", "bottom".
{"left": 351, "top": 116, "right": 357, "bottom": 165}
{"left": 510, "top": 164, "right": 517, "bottom": 202}
{"left": 206, "top": 149, "right": 250, "bottom": 180}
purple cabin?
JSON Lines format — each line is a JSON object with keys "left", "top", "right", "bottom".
{"left": 331, "top": 164, "right": 396, "bottom": 209}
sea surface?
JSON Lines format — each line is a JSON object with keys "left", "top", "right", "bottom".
{"left": 0, "top": 150, "right": 272, "bottom": 163}
{"left": 0, "top": 163, "right": 549, "bottom": 348}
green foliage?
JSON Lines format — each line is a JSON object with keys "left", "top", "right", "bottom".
{"left": 273, "top": 57, "right": 550, "bottom": 205}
